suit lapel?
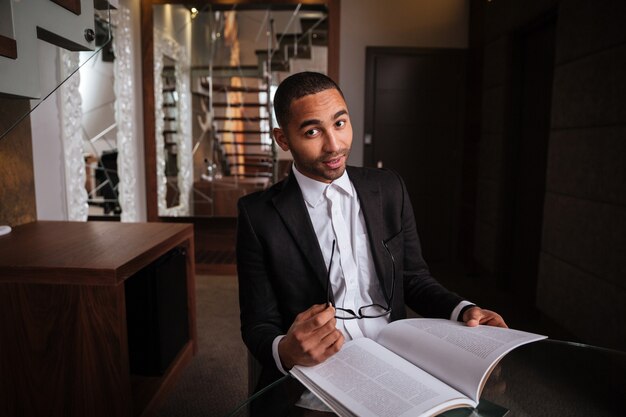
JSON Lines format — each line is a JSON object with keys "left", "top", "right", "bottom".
{"left": 348, "top": 167, "right": 392, "bottom": 299}
{"left": 272, "top": 173, "right": 328, "bottom": 288}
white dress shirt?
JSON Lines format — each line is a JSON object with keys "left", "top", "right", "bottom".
{"left": 272, "top": 164, "right": 472, "bottom": 411}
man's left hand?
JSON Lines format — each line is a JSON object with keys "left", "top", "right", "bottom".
{"left": 463, "top": 307, "right": 507, "bottom": 328}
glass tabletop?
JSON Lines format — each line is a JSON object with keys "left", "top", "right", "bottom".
{"left": 225, "top": 339, "right": 626, "bottom": 417}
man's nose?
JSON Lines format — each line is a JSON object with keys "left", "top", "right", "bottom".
{"left": 323, "top": 131, "right": 340, "bottom": 152}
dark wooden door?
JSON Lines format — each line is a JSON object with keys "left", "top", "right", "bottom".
{"left": 364, "top": 48, "right": 466, "bottom": 263}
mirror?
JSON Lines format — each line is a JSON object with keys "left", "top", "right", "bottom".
{"left": 80, "top": 4, "right": 140, "bottom": 222}
{"left": 143, "top": 1, "right": 339, "bottom": 220}
{"left": 154, "top": 27, "right": 192, "bottom": 216}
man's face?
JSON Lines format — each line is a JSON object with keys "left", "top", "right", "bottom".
{"left": 274, "top": 88, "right": 352, "bottom": 183}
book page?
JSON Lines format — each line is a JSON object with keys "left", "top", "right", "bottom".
{"left": 375, "top": 319, "right": 546, "bottom": 402}
{"left": 291, "top": 338, "right": 476, "bottom": 417}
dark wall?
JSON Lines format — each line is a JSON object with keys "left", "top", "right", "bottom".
{"left": 0, "top": 98, "right": 37, "bottom": 226}
{"left": 471, "top": 0, "right": 626, "bottom": 349}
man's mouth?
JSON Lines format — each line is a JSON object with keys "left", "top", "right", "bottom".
{"left": 323, "top": 155, "right": 344, "bottom": 170}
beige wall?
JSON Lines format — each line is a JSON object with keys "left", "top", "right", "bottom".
{"left": 339, "top": 0, "right": 469, "bottom": 165}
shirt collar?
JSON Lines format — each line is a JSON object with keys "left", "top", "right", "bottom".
{"left": 292, "top": 163, "right": 354, "bottom": 208}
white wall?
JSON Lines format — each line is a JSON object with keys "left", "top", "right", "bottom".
{"left": 31, "top": 41, "right": 67, "bottom": 220}
{"left": 339, "top": 0, "right": 469, "bottom": 165}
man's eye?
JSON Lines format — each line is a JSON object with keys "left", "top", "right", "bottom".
{"left": 305, "top": 129, "right": 319, "bottom": 136}
{"left": 335, "top": 120, "right": 346, "bottom": 128}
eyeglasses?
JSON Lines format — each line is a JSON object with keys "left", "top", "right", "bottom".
{"left": 326, "top": 239, "right": 395, "bottom": 320}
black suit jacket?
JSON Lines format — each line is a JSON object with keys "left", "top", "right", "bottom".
{"left": 236, "top": 166, "right": 463, "bottom": 415}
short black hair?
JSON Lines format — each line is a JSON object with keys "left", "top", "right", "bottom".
{"left": 273, "top": 71, "right": 344, "bottom": 128}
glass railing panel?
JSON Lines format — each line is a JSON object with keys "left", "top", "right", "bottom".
{"left": 0, "top": 1, "right": 112, "bottom": 141}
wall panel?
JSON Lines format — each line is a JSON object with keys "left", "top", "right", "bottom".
{"left": 0, "top": 99, "right": 36, "bottom": 226}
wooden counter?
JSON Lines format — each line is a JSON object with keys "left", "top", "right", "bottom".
{"left": 0, "top": 221, "right": 197, "bottom": 417}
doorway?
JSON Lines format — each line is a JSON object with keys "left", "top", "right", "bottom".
{"left": 364, "top": 47, "right": 466, "bottom": 264}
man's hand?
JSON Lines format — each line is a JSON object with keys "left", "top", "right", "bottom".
{"left": 463, "top": 306, "right": 508, "bottom": 328}
{"left": 278, "top": 304, "right": 345, "bottom": 370}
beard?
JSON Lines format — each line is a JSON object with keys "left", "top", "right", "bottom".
{"left": 292, "top": 148, "right": 351, "bottom": 183}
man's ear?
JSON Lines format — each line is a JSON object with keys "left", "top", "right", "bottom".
{"left": 273, "top": 127, "right": 290, "bottom": 152}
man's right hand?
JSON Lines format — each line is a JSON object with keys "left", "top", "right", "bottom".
{"left": 278, "top": 304, "right": 345, "bottom": 370}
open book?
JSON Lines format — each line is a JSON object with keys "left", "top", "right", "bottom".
{"left": 290, "top": 319, "right": 546, "bottom": 417}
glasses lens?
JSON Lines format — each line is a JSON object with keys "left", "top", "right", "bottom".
{"left": 334, "top": 305, "right": 390, "bottom": 319}
{"left": 335, "top": 308, "right": 357, "bottom": 320}
{"left": 359, "top": 304, "right": 390, "bottom": 318}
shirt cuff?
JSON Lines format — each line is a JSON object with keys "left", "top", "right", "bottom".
{"left": 450, "top": 300, "right": 475, "bottom": 322}
{"left": 272, "top": 335, "right": 289, "bottom": 375}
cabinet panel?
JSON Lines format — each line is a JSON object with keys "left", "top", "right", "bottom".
{"left": 0, "top": 221, "right": 196, "bottom": 417}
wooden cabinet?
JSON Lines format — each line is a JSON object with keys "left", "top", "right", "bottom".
{"left": 0, "top": 221, "right": 197, "bottom": 417}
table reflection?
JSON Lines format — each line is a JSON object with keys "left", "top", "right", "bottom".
{"left": 226, "top": 339, "right": 626, "bottom": 417}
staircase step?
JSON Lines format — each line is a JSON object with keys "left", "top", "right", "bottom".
{"left": 275, "top": 33, "right": 302, "bottom": 45}
{"left": 298, "top": 18, "right": 328, "bottom": 46}
{"left": 275, "top": 34, "right": 313, "bottom": 51}
{"left": 255, "top": 50, "right": 291, "bottom": 72}
{"left": 225, "top": 153, "right": 273, "bottom": 158}
{"left": 217, "top": 129, "right": 270, "bottom": 135}
{"left": 257, "top": 45, "right": 312, "bottom": 61}
{"left": 214, "top": 116, "right": 269, "bottom": 122}
{"left": 192, "top": 65, "right": 262, "bottom": 79}
{"left": 275, "top": 32, "right": 325, "bottom": 48}
{"left": 219, "top": 141, "right": 273, "bottom": 146}
{"left": 255, "top": 49, "right": 286, "bottom": 60}
{"left": 299, "top": 17, "right": 328, "bottom": 32}
{"left": 229, "top": 162, "right": 274, "bottom": 168}
{"left": 285, "top": 44, "right": 312, "bottom": 59}
{"left": 213, "top": 102, "right": 267, "bottom": 108}
{"left": 210, "top": 83, "right": 266, "bottom": 93}
{"left": 231, "top": 172, "right": 273, "bottom": 178}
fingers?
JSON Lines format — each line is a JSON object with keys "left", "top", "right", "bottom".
{"left": 463, "top": 307, "right": 508, "bottom": 328}
{"left": 321, "top": 326, "right": 344, "bottom": 353}
{"left": 483, "top": 312, "right": 508, "bottom": 328}
{"left": 475, "top": 309, "right": 507, "bottom": 328}
{"left": 279, "top": 304, "right": 343, "bottom": 369}
{"left": 293, "top": 304, "right": 337, "bottom": 343}
{"left": 295, "top": 303, "right": 329, "bottom": 321}
{"left": 463, "top": 307, "right": 482, "bottom": 327}
{"left": 305, "top": 328, "right": 345, "bottom": 364}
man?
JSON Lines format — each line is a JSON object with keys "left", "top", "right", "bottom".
{"left": 236, "top": 71, "right": 506, "bottom": 416}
